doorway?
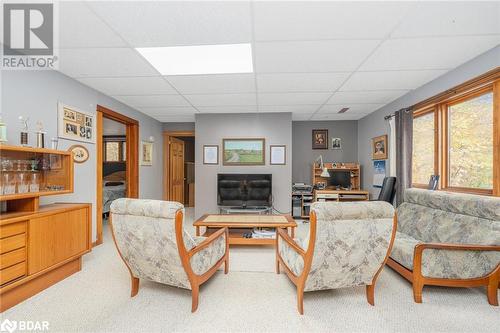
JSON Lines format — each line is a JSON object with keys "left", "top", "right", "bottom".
{"left": 163, "top": 131, "right": 195, "bottom": 207}
{"left": 95, "top": 105, "right": 139, "bottom": 246}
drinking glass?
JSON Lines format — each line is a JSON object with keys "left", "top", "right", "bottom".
{"left": 17, "top": 173, "right": 29, "bottom": 193}
{"left": 29, "top": 173, "right": 40, "bottom": 192}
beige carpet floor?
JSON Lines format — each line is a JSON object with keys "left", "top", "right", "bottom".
{"left": 2, "top": 209, "right": 499, "bottom": 332}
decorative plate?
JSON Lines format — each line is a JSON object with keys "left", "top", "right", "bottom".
{"left": 69, "top": 144, "right": 89, "bottom": 163}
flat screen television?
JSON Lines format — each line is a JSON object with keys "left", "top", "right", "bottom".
{"left": 217, "top": 174, "right": 272, "bottom": 208}
{"left": 327, "top": 170, "right": 351, "bottom": 189}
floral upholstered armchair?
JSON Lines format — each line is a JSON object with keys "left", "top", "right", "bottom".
{"left": 110, "top": 199, "right": 229, "bottom": 312}
{"left": 276, "top": 201, "right": 397, "bottom": 314}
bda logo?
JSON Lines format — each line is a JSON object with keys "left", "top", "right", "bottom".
{"left": 0, "top": 319, "right": 17, "bottom": 333}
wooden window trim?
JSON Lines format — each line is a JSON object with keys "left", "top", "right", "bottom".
{"left": 411, "top": 71, "right": 499, "bottom": 197}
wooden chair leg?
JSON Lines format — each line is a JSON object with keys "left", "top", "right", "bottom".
{"left": 413, "top": 279, "right": 424, "bottom": 303}
{"left": 191, "top": 284, "right": 200, "bottom": 313}
{"left": 297, "top": 284, "right": 305, "bottom": 315}
{"left": 224, "top": 257, "right": 229, "bottom": 274}
{"left": 130, "top": 276, "right": 139, "bottom": 297}
{"left": 366, "top": 284, "right": 375, "bottom": 306}
{"left": 276, "top": 258, "right": 280, "bottom": 274}
{"left": 487, "top": 275, "right": 499, "bottom": 306}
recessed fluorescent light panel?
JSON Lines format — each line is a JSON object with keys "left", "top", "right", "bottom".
{"left": 136, "top": 43, "right": 254, "bottom": 75}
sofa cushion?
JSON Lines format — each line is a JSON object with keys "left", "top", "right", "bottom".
{"left": 390, "top": 231, "right": 421, "bottom": 270}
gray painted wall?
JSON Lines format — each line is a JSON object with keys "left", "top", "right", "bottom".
{"left": 195, "top": 113, "right": 292, "bottom": 218}
{"left": 292, "top": 121, "right": 358, "bottom": 183}
{"left": 163, "top": 122, "right": 195, "bottom": 132}
{"left": 1, "top": 70, "right": 164, "bottom": 241}
{"left": 358, "top": 45, "right": 500, "bottom": 198}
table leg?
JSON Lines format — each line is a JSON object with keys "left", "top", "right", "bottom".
{"left": 196, "top": 226, "right": 200, "bottom": 237}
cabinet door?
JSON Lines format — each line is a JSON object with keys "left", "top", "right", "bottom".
{"left": 28, "top": 208, "right": 89, "bottom": 275}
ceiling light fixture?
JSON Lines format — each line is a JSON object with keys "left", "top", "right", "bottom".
{"left": 338, "top": 108, "right": 349, "bottom": 113}
{"left": 136, "top": 43, "right": 254, "bottom": 75}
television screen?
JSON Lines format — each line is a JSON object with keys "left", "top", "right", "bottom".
{"left": 217, "top": 174, "right": 272, "bottom": 207}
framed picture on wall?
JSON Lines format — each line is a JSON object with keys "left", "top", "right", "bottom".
{"left": 58, "top": 102, "right": 95, "bottom": 144}
{"left": 312, "top": 129, "right": 328, "bottom": 149}
{"left": 141, "top": 141, "right": 153, "bottom": 166}
{"left": 331, "top": 138, "right": 342, "bottom": 150}
{"left": 270, "top": 145, "right": 286, "bottom": 165}
{"left": 372, "top": 135, "right": 388, "bottom": 160}
{"left": 222, "top": 138, "right": 265, "bottom": 166}
{"left": 203, "top": 145, "right": 219, "bottom": 165}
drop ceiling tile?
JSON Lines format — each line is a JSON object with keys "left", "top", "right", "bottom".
{"left": 197, "top": 106, "right": 258, "bottom": 113}
{"left": 392, "top": 2, "right": 500, "bottom": 37}
{"left": 59, "top": 48, "right": 158, "bottom": 78}
{"left": 112, "top": 95, "right": 189, "bottom": 108}
{"left": 292, "top": 113, "right": 313, "bottom": 121}
{"left": 88, "top": 1, "right": 252, "bottom": 47}
{"left": 319, "top": 104, "right": 384, "bottom": 114}
{"left": 361, "top": 35, "right": 500, "bottom": 71}
{"left": 257, "top": 105, "right": 320, "bottom": 113}
{"left": 257, "top": 73, "right": 350, "bottom": 93}
{"left": 138, "top": 106, "right": 197, "bottom": 116}
{"left": 78, "top": 77, "right": 176, "bottom": 96}
{"left": 341, "top": 70, "right": 448, "bottom": 91}
{"left": 59, "top": 2, "right": 127, "bottom": 48}
{"left": 155, "top": 115, "right": 196, "bottom": 123}
{"left": 258, "top": 92, "right": 331, "bottom": 106}
{"left": 255, "top": 40, "right": 379, "bottom": 73}
{"left": 184, "top": 93, "right": 257, "bottom": 107}
{"left": 167, "top": 74, "right": 255, "bottom": 94}
{"left": 254, "top": 1, "right": 413, "bottom": 41}
{"left": 329, "top": 90, "right": 409, "bottom": 104}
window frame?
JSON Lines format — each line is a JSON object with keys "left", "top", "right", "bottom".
{"left": 411, "top": 107, "right": 439, "bottom": 188}
{"left": 411, "top": 75, "right": 499, "bottom": 197}
{"left": 103, "top": 136, "right": 126, "bottom": 163}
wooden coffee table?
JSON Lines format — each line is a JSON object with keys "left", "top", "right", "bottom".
{"left": 193, "top": 214, "right": 296, "bottom": 246}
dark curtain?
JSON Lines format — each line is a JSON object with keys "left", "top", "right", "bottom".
{"left": 395, "top": 107, "right": 413, "bottom": 206}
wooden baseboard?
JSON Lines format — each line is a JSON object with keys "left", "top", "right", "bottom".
{"left": 0, "top": 258, "right": 82, "bottom": 312}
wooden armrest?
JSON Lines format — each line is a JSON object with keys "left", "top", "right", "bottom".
{"left": 415, "top": 242, "right": 500, "bottom": 254}
{"left": 276, "top": 227, "right": 305, "bottom": 257}
{"left": 188, "top": 227, "right": 228, "bottom": 258}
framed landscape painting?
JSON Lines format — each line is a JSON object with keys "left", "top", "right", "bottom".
{"left": 223, "top": 138, "right": 265, "bottom": 165}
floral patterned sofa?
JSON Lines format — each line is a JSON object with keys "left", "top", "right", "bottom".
{"left": 276, "top": 201, "right": 397, "bottom": 314}
{"left": 387, "top": 188, "right": 500, "bottom": 305}
{"left": 110, "top": 199, "right": 229, "bottom": 312}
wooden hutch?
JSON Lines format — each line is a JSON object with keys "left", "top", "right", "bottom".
{"left": 312, "top": 162, "right": 369, "bottom": 202}
{"left": 0, "top": 145, "right": 91, "bottom": 312}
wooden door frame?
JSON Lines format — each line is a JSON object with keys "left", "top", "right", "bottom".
{"left": 95, "top": 105, "right": 139, "bottom": 246}
{"left": 163, "top": 131, "right": 195, "bottom": 200}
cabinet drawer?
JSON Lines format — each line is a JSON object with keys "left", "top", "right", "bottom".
{"left": 0, "top": 234, "right": 26, "bottom": 254}
{"left": 0, "top": 222, "right": 27, "bottom": 239}
{"left": 0, "top": 247, "right": 26, "bottom": 269}
{"left": 0, "top": 261, "right": 26, "bottom": 285}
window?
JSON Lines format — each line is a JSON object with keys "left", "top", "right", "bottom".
{"left": 447, "top": 92, "right": 493, "bottom": 190}
{"left": 412, "top": 110, "right": 436, "bottom": 186}
{"left": 104, "top": 137, "right": 126, "bottom": 162}
{"left": 411, "top": 75, "right": 499, "bottom": 196}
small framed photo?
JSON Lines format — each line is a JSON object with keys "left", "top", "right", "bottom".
{"left": 372, "top": 135, "right": 388, "bottom": 160}
{"left": 141, "top": 141, "right": 153, "bottom": 166}
{"left": 331, "top": 138, "right": 342, "bottom": 150}
{"left": 270, "top": 145, "right": 286, "bottom": 165}
{"left": 312, "top": 129, "right": 328, "bottom": 149}
{"left": 203, "top": 145, "right": 219, "bottom": 165}
{"left": 58, "top": 102, "right": 95, "bottom": 144}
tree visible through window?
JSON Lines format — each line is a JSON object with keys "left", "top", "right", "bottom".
{"left": 448, "top": 92, "right": 493, "bottom": 189}
{"left": 412, "top": 111, "right": 435, "bottom": 185}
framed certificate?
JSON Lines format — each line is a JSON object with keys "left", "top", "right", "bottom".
{"left": 203, "top": 145, "right": 219, "bottom": 165}
{"left": 270, "top": 145, "right": 286, "bottom": 165}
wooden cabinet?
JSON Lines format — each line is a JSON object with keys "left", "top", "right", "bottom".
{"left": 0, "top": 145, "right": 91, "bottom": 312}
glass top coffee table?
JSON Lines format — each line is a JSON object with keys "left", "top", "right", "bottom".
{"left": 193, "top": 214, "right": 296, "bottom": 246}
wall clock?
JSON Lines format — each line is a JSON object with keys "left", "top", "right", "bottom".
{"left": 69, "top": 144, "right": 89, "bottom": 163}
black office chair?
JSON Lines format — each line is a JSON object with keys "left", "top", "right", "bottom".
{"left": 375, "top": 177, "right": 396, "bottom": 204}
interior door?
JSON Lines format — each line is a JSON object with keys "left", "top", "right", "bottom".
{"left": 169, "top": 137, "right": 185, "bottom": 203}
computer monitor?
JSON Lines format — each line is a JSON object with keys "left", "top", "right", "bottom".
{"left": 327, "top": 170, "right": 351, "bottom": 189}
